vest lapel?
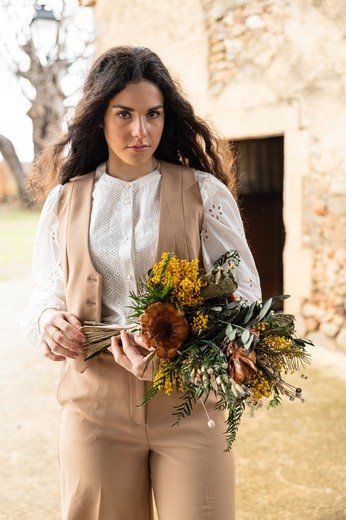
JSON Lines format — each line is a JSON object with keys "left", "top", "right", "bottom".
{"left": 59, "top": 171, "right": 102, "bottom": 373}
{"left": 155, "top": 161, "right": 203, "bottom": 264}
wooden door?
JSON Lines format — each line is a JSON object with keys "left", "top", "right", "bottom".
{"left": 232, "top": 136, "right": 284, "bottom": 307}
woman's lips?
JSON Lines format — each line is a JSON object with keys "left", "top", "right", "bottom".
{"left": 128, "top": 145, "right": 150, "bottom": 152}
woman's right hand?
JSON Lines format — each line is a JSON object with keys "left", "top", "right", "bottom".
{"left": 39, "top": 309, "right": 86, "bottom": 362}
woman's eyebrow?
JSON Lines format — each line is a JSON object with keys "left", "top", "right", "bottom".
{"left": 147, "top": 104, "right": 164, "bottom": 111}
{"left": 112, "top": 104, "right": 164, "bottom": 111}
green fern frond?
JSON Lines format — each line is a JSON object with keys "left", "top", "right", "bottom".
{"left": 172, "top": 388, "right": 196, "bottom": 425}
{"left": 224, "top": 401, "right": 245, "bottom": 451}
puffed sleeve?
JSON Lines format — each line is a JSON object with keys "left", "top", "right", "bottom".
{"left": 196, "top": 171, "right": 261, "bottom": 304}
{"left": 21, "top": 184, "right": 66, "bottom": 346}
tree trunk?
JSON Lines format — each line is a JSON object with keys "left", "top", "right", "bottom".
{"left": 0, "top": 134, "right": 30, "bottom": 205}
{"left": 21, "top": 41, "right": 66, "bottom": 158}
{"left": 28, "top": 92, "right": 64, "bottom": 157}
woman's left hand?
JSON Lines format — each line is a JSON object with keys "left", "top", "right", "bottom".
{"left": 108, "top": 330, "right": 155, "bottom": 381}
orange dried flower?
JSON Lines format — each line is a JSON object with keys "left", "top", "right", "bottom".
{"left": 139, "top": 302, "right": 190, "bottom": 359}
{"left": 225, "top": 340, "right": 257, "bottom": 384}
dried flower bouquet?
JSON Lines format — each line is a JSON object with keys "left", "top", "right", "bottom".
{"left": 81, "top": 250, "right": 313, "bottom": 450}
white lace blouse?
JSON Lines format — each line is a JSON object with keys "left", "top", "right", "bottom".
{"left": 21, "top": 163, "right": 261, "bottom": 346}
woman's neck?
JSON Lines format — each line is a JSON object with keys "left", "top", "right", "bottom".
{"left": 106, "top": 158, "right": 159, "bottom": 182}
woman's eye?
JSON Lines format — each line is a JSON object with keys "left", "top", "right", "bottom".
{"left": 117, "top": 111, "right": 131, "bottom": 119}
{"left": 147, "top": 111, "right": 160, "bottom": 119}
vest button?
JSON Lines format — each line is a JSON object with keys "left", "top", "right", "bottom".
{"left": 86, "top": 299, "right": 96, "bottom": 306}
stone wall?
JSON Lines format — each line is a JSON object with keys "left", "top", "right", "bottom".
{"left": 204, "top": 0, "right": 288, "bottom": 94}
{"left": 203, "top": 0, "right": 346, "bottom": 350}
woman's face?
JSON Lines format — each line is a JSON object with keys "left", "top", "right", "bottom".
{"left": 103, "top": 80, "right": 165, "bottom": 179}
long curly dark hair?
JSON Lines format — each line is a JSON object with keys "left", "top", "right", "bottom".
{"left": 30, "top": 46, "right": 237, "bottom": 203}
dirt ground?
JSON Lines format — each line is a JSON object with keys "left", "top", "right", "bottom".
{"left": 1, "top": 275, "right": 346, "bottom": 520}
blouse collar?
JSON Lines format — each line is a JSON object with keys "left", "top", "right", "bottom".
{"left": 95, "top": 162, "right": 161, "bottom": 189}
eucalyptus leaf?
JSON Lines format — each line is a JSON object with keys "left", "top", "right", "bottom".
{"left": 234, "top": 306, "right": 250, "bottom": 323}
{"left": 245, "top": 341, "right": 256, "bottom": 354}
{"left": 244, "top": 301, "right": 257, "bottom": 324}
{"left": 258, "top": 298, "right": 273, "bottom": 321}
{"left": 226, "top": 325, "right": 237, "bottom": 341}
{"left": 226, "top": 301, "right": 240, "bottom": 310}
{"left": 241, "top": 329, "right": 250, "bottom": 343}
{"left": 244, "top": 335, "right": 254, "bottom": 350}
{"left": 226, "top": 324, "right": 233, "bottom": 334}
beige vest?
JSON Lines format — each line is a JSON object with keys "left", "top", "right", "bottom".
{"left": 58, "top": 161, "right": 203, "bottom": 372}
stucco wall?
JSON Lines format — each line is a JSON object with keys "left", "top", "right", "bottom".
{"left": 94, "top": 0, "right": 210, "bottom": 114}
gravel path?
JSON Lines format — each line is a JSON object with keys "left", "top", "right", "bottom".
{"left": 1, "top": 276, "right": 346, "bottom": 520}
{"left": 0, "top": 277, "right": 61, "bottom": 520}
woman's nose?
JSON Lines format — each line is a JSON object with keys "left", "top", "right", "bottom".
{"left": 131, "top": 117, "right": 148, "bottom": 138}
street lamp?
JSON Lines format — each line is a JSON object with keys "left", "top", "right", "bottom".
{"left": 30, "top": 4, "right": 60, "bottom": 63}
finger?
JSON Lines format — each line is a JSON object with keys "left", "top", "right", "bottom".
{"left": 54, "top": 315, "right": 86, "bottom": 344}
{"left": 46, "top": 329, "right": 83, "bottom": 355}
{"left": 120, "top": 331, "right": 145, "bottom": 363}
{"left": 109, "top": 333, "right": 150, "bottom": 380}
{"left": 120, "top": 331, "right": 154, "bottom": 380}
{"left": 108, "top": 335, "right": 133, "bottom": 371}
{"left": 65, "top": 312, "right": 86, "bottom": 343}
{"left": 46, "top": 336, "right": 80, "bottom": 359}
{"left": 109, "top": 334, "right": 125, "bottom": 357}
{"left": 41, "top": 341, "right": 65, "bottom": 362}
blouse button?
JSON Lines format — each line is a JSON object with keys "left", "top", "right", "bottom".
{"left": 126, "top": 274, "right": 133, "bottom": 280}
{"left": 124, "top": 198, "right": 131, "bottom": 205}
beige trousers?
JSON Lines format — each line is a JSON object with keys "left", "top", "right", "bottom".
{"left": 57, "top": 354, "right": 235, "bottom": 520}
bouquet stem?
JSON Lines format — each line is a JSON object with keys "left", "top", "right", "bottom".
{"left": 80, "top": 321, "right": 139, "bottom": 360}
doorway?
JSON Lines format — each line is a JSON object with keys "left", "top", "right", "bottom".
{"left": 232, "top": 136, "right": 285, "bottom": 306}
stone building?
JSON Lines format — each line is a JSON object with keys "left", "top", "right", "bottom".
{"left": 82, "top": 0, "right": 346, "bottom": 351}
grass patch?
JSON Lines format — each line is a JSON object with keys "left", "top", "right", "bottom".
{"left": 0, "top": 204, "right": 39, "bottom": 281}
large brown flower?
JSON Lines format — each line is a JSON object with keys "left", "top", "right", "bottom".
{"left": 139, "top": 302, "right": 190, "bottom": 359}
{"left": 224, "top": 340, "right": 257, "bottom": 384}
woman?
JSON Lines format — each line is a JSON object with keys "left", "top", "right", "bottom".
{"left": 22, "top": 46, "right": 261, "bottom": 520}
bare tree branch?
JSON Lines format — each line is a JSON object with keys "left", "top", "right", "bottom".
{"left": 0, "top": 0, "right": 94, "bottom": 184}
{"left": 0, "top": 134, "right": 30, "bottom": 205}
